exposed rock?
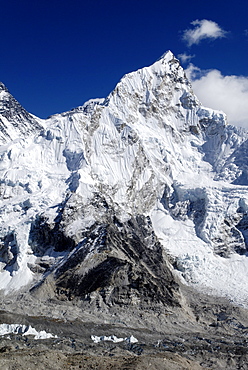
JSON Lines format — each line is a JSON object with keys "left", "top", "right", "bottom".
{"left": 31, "top": 215, "right": 180, "bottom": 311}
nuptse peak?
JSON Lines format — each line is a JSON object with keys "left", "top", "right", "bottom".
{"left": 0, "top": 51, "right": 248, "bottom": 308}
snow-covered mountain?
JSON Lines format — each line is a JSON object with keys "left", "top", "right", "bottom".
{"left": 0, "top": 51, "right": 248, "bottom": 308}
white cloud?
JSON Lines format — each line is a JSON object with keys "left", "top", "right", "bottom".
{"left": 182, "top": 19, "right": 227, "bottom": 46}
{"left": 186, "top": 64, "right": 248, "bottom": 127}
{"left": 178, "top": 53, "right": 195, "bottom": 64}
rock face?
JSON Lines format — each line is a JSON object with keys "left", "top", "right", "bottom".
{"left": 0, "top": 50, "right": 248, "bottom": 309}
{"left": 47, "top": 215, "right": 179, "bottom": 308}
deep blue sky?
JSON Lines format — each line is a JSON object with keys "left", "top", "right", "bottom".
{"left": 1, "top": 0, "right": 248, "bottom": 118}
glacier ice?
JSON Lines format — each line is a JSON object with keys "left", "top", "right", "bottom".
{"left": 91, "top": 334, "right": 138, "bottom": 344}
{"left": 0, "top": 323, "right": 57, "bottom": 340}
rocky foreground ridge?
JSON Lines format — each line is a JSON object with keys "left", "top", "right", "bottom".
{"left": 0, "top": 51, "right": 248, "bottom": 368}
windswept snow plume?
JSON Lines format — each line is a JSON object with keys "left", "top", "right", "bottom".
{"left": 182, "top": 19, "right": 227, "bottom": 46}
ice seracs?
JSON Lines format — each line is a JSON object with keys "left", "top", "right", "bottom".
{"left": 0, "top": 51, "right": 248, "bottom": 307}
{"left": 91, "top": 335, "right": 138, "bottom": 344}
{"left": 0, "top": 323, "right": 57, "bottom": 340}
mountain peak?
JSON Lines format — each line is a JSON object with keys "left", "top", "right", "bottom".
{"left": 0, "top": 52, "right": 248, "bottom": 311}
{"left": 0, "top": 82, "right": 42, "bottom": 144}
{"left": 0, "top": 81, "right": 9, "bottom": 93}
{"left": 157, "top": 50, "right": 177, "bottom": 63}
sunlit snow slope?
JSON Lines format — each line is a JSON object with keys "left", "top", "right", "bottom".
{"left": 0, "top": 51, "right": 248, "bottom": 306}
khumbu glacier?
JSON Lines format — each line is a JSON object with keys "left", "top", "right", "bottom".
{"left": 0, "top": 50, "right": 248, "bottom": 309}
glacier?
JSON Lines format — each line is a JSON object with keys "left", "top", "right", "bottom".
{"left": 0, "top": 50, "right": 248, "bottom": 308}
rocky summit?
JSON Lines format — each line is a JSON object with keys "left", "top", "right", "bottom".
{"left": 0, "top": 51, "right": 248, "bottom": 369}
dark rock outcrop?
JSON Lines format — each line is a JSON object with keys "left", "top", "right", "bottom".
{"left": 31, "top": 215, "right": 180, "bottom": 310}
